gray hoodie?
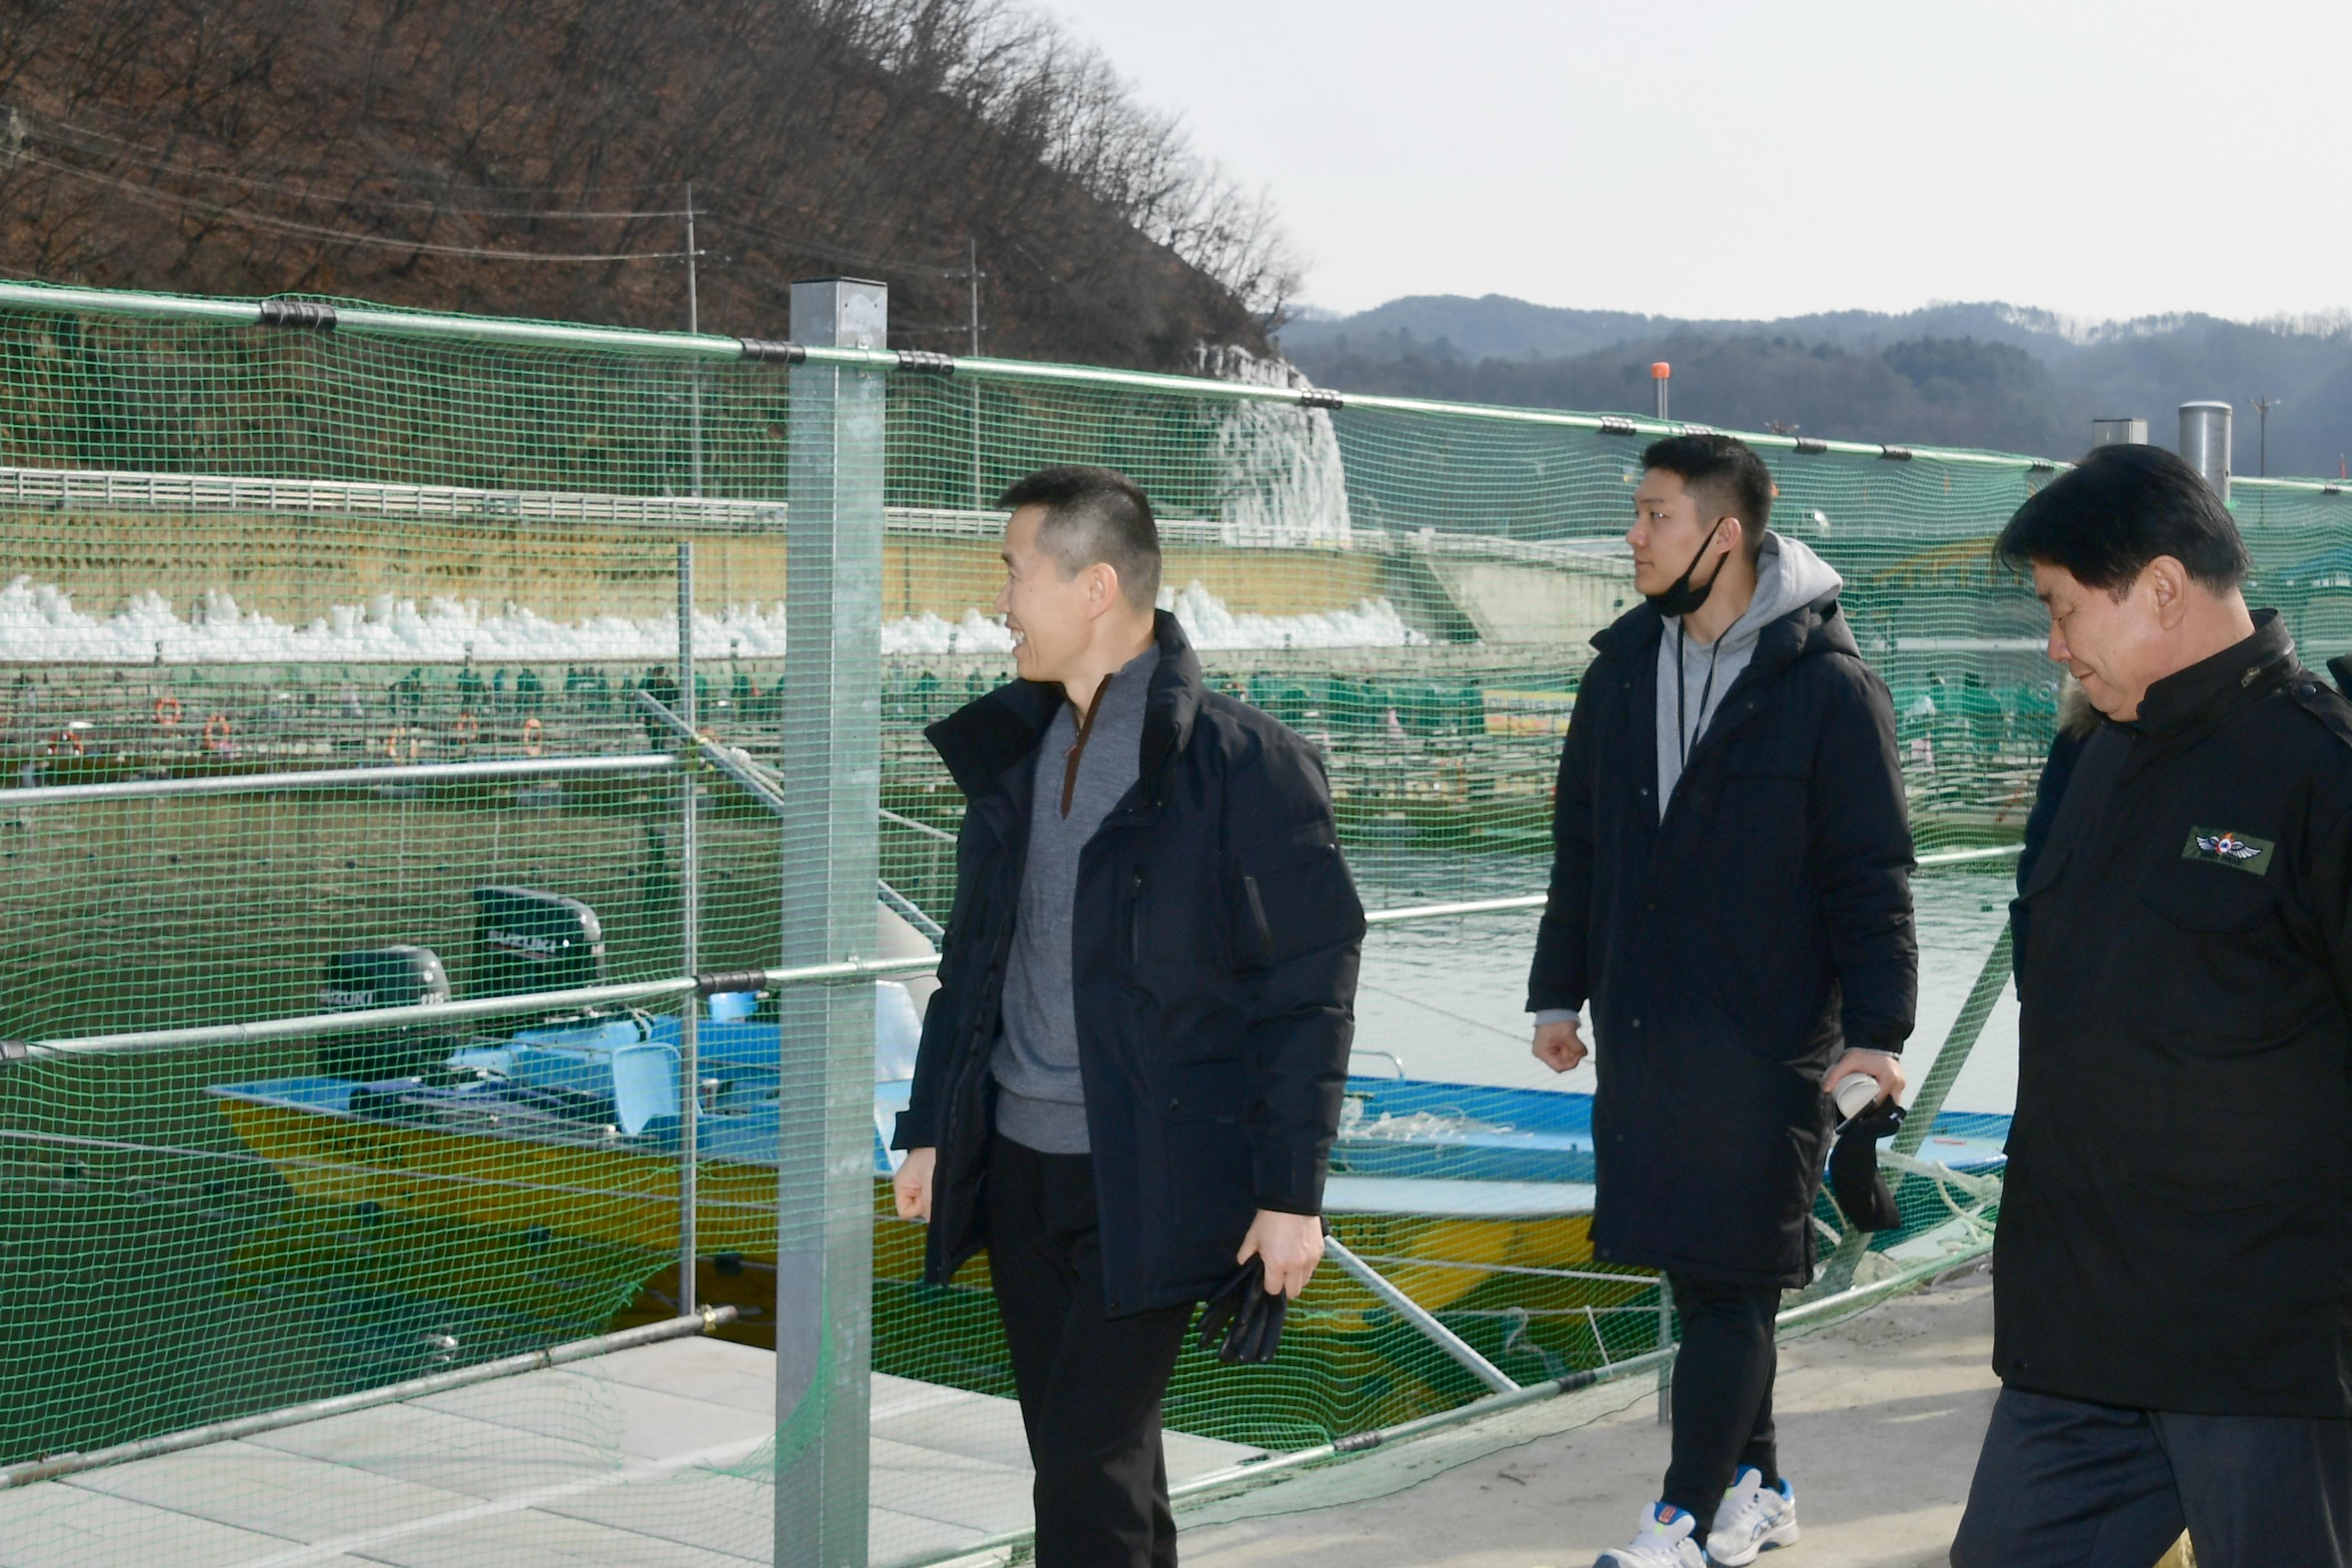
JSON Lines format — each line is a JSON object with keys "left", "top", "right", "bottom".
{"left": 1655, "top": 531, "right": 1843, "bottom": 814}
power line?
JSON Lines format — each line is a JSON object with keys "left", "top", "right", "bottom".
{"left": 10, "top": 106, "right": 977, "bottom": 278}
{"left": 30, "top": 115, "right": 687, "bottom": 219}
{"left": 712, "top": 212, "right": 962, "bottom": 278}
{"left": 17, "top": 103, "right": 692, "bottom": 202}
{"left": 20, "top": 154, "right": 696, "bottom": 263}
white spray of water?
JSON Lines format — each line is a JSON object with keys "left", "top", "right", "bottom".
{"left": 1195, "top": 346, "right": 1352, "bottom": 548}
{"left": 0, "top": 576, "right": 1422, "bottom": 663}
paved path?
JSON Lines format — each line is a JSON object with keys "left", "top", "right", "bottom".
{"left": 0, "top": 1343, "right": 1255, "bottom": 1568}
{"left": 1183, "top": 1270, "right": 2002, "bottom": 1568}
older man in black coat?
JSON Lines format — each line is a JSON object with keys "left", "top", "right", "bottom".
{"left": 1951, "top": 445, "right": 2352, "bottom": 1568}
{"left": 1529, "top": 435, "right": 1917, "bottom": 1568}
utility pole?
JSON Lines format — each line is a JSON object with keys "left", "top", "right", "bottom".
{"left": 685, "top": 182, "right": 703, "bottom": 498}
{"left": 2250, "top": 393, "right": 2282, "bottom": 478}
{"left": 965, "top": 235, "right": 982, "bottom": 356}
{"left": 950, "top": 236, "right": 987, "bottom": 506}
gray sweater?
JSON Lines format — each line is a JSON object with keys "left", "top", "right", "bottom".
{"left": 992, "top": 642, "right": 1159, "bottom": 1153}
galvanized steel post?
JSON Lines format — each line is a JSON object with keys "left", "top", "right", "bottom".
{"left": 776, "top": 276, "right": 885, "bottom": 1567}
{"left": 677, "top": 540, "right": 700, "bottom": 1314}
{"left": 2090, "top": 417, "right": 2147, "bottom": 447}
{"left": 2179, "top": 400, "right": 2233, "bottom": 502}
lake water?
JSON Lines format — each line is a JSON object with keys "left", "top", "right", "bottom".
{"left": 1348, "top": 854, "right": 2020, "bottom": 1117}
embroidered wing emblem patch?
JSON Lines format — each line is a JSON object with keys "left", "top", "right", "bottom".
{"left": 2182, "top": 827, "right": 2276, "bottom": 875}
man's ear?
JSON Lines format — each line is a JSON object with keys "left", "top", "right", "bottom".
{"left": 2145, "top": 556, "right": 2190, "bottom": 629}
{"left": 1086, "top": 561, "right": 1122, "bottom": 620}
{"left": 1718, "top": 517, "right": 1745, "bottom": 559}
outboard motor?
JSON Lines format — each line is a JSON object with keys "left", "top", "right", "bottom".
{"left": 315, "top": 944, "right": 453, "bottom": 1082}
{"left": 469, "top": 885, "right": 607, "bottom": 999}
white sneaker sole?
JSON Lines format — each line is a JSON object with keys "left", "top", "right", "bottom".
{"left": 1706, "top": 1517, "right": 1798, "bottom": 1567}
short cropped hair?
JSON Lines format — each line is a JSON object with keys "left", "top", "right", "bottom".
{"left": 1642, "top": 434, "right": 1773, "bottom": 559}
{"left": 1994, "top": 444, "right": 2248, "bottom": 596}
{"left": 998, "top": 465, "right": 1162, "bottom": 609}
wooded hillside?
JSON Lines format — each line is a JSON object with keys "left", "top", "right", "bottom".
{"left": 0, "top": 0, "right": 1294, "bottom": 368}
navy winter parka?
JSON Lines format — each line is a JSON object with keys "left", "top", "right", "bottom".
{"left": 891, "top": 611, "right": 1365, "bottom": 1315}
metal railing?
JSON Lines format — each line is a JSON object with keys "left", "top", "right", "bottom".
{"left": 0, "top": 726, "right": 2024, "bottom": 1513}
{"left": 0, "top": 279, "right": 2078, "bottom": 471}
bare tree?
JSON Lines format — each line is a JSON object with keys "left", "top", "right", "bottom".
{"left": 0, "top": 0, "right": 1296, "bottom": 368}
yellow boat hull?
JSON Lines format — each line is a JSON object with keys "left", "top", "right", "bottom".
{"left": 216, "top": 1097, "right": 1623, "bottom": 1328}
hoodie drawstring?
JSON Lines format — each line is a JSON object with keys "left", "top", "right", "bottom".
{"left": 1674, "top": 620, "right": 1724, "bottom": 779}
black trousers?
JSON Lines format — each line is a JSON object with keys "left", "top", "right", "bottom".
{"left": 986, "top": 1135, "right": 1196, "bottom": 1568}
{"left": 1660, "top": 1271, "right": 1781, "bottom": 1538}
{"left": 1951, "top": 1386, "right": 2352, "bottom": 1567}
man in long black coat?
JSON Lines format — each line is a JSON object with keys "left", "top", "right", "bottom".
{"left": 1527, "top": 434, "right": 1917, "bottom": 1568}
{"left": 1952, "top": 444, "right": 2352, "bottom": 1567}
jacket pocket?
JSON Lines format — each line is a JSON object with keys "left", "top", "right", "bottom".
{"left": 1128, "top": 865, "right": 1148, "bottom": 968}
{"left": 1233, "top": 822, "right": 1362, "bottom": 970}
{"left": 1161, "top": 1057, "right": 1250, "bottom": 1123}
{"left": 1230, "top": 874, "right": 1273, "bottom": 971}
{"left": 2138, "top": 856, "right": 2278, "bottom": 933}
{"left": 2131, "top": 855, "right": 2295, "bottom": 1042}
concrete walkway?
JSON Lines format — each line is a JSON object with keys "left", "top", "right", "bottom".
{"left": 0, "top": 1343, "right": 1258, "bottom": 1568}
{"left": 1183, "top": 1269, "right": 2002, "bottom": 1568}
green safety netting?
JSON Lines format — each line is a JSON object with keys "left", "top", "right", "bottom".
{"left": 0, "top": 279, "right": 2316, "bottom": 1566}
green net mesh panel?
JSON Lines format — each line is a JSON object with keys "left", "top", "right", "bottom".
{"left": 0, "top": 280, "right": 2301, "bottom": 1563}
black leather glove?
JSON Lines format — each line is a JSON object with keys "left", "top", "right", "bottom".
{"left": 1827, "top": 1097, "right": 1906, "bottom": 1232}
{"left": 1197, "top": 1257, "right": 1289, "bottom": 1364}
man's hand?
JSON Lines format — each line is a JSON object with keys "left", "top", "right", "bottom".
{"left": 893, "top": 1147, "right": 936, "bottom": 1221}
{"left": 1532, "top": 1017, "right": 1587, "bottom": 1073}
{"left": 1238, "top": 1210, "right": 1324, "bottom": 1298}
{"left": 1824, "top": 1048, "right": 1906, "bottom": 1106}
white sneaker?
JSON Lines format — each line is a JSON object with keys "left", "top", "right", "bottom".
{"left": 1706, "top": 1467, "right": 1799, "bottom": 1565}
{"left": 1596, "top": 1503, "right": 1707, "bottom": 1567}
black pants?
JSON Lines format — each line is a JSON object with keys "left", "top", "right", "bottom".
{"left": 1951, "top": 1386, "right": 2352, "bottom": 1567}
{"left": 986, "top": 1135, "right": 1196, "bottom": 1568}
{"left": 1660, "top": 1271, "right": 1781, "bottom": 1539}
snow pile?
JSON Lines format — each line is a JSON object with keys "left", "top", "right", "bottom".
{"left": 0, "top": 576, "right": 1426, "bottom": 663}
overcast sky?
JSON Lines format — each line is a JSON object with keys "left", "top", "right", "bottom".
{"left": 1045, "top": 0, "right": 2352, "bottom": 325}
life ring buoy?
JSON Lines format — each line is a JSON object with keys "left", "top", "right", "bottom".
{"left": 452, "top": 711, "right": 480, "bottom": 747}
{"left": 202, "top": 714, "right": 232, "bottom": 754}
{"left": 44, "top": 729, "right": 84, "bottom": 758}
{"left": 520, "top": 716, "right": 545, "bottom": 758}
{"left": 153, "top": 696, "right": 182, "bottom": 730}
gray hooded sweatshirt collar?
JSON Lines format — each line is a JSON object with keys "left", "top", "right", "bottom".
{"left": 1656, "top": 531, "right": 1842, "bottom": 811}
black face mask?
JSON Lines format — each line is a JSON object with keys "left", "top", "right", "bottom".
{"left": 1643, "top": 518, "right": 1731, "bottom": 619}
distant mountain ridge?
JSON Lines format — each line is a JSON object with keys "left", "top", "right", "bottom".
{"left": 1279, "top": 295, "right": 2352, "bottom": 475}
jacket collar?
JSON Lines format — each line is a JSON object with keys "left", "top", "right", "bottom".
{"left": 926, "top": 609, "right": 1204, "bottom": 802}
{"left": 1589, "top": 582, "right": 1857, "bottom": 676}
{"left": 2130, "top": 609, "right": 2297, "bottom": 735}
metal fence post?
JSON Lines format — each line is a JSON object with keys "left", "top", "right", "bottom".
{"left": 776, "top": 277, "right": 885, "bottom": 1568}
{"left": 678, "top": 540, "right": 700, "bottom": 1314}
{"left": 1657, "top": 1281, "right": 1672, "bottom": 1424}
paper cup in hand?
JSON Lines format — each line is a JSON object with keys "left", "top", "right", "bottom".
{"left": 1832, "top": 1072, "right": 1882, "bottom": 1121}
